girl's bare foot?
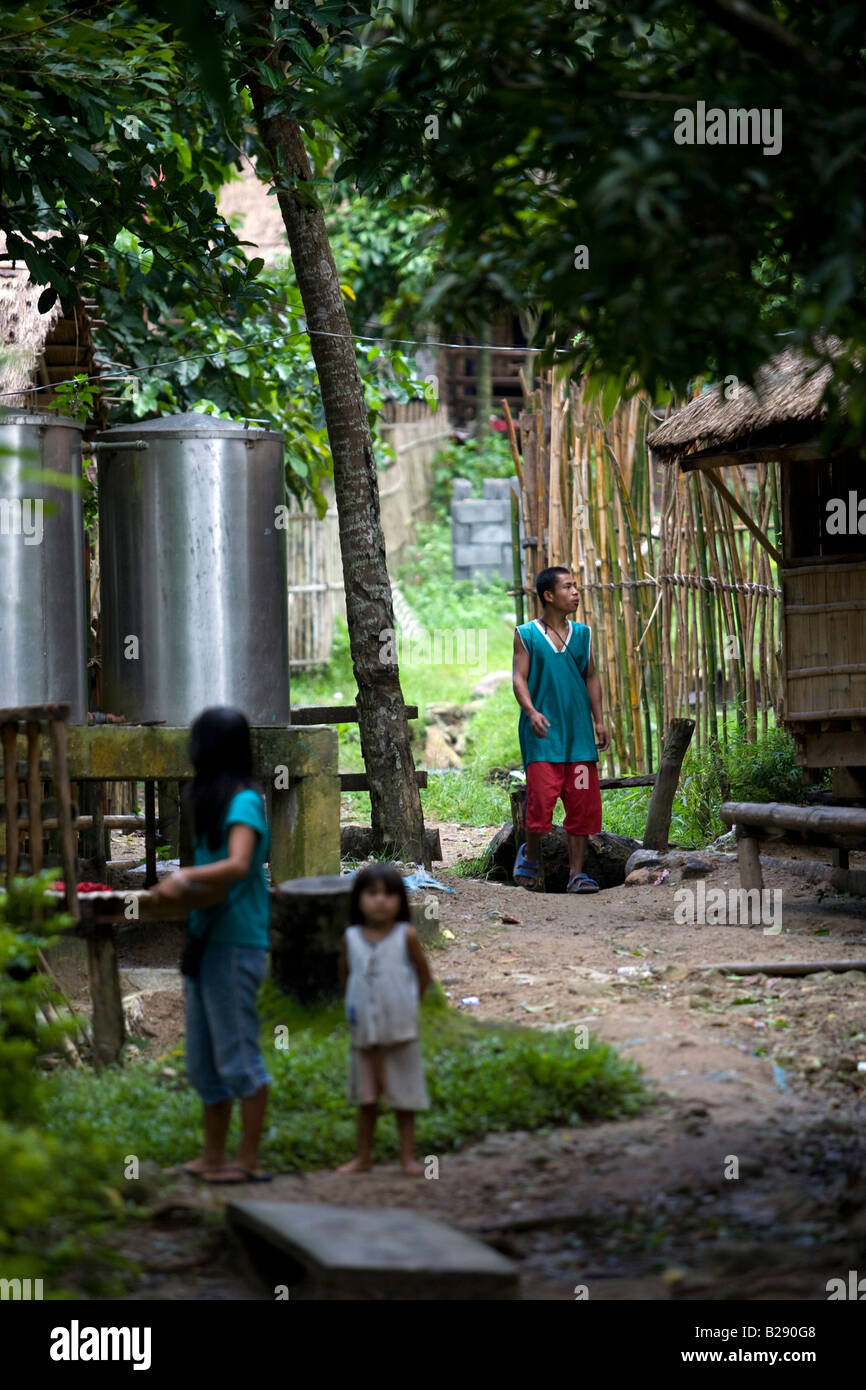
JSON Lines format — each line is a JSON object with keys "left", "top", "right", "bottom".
{"left": 337, "top": 1156, "right": 372, "bottom": 1174}
{"left": 401, "top": 1159, "right": 425, "bottom": 1176}
{"left": 170, "top": 1156, "right": 223, "bottom": 1177}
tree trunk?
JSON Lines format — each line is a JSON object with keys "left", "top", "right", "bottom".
{"left": 247, "top": 59, "right": 426, "bottom": 863}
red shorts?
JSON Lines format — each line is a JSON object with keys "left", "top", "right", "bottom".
{"left": 524, "top": 761, "right": 602, "bottom": 837}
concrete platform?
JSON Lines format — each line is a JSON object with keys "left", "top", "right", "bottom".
{"left": 227, "top": 1200, "right": 519, "bottom": 1300}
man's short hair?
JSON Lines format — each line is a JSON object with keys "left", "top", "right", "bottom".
{"left": 535, "top": 566, "right": 571, "bottom": 605}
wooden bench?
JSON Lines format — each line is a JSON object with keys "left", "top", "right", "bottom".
{"left": 721, "top": 800, "right": 866, "bottom": 893}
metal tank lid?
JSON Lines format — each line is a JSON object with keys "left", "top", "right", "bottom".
{"left": 95, "top": 411, "right": 283, "bottom": 442}
{"left": 0, "top": 411, "right": 84, "bottom": 430}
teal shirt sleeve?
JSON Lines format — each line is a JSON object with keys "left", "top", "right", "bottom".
{"left": 226, "top": 787, "right": 269, "bottom": 854}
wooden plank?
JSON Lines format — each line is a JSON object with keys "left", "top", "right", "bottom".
{"left": 700, "top": 468, "right": 784, "bottom": 565}
{"left": 48, "top": 717, "right": 79, "bottom": 921}
{"left": 0, "top": 702, "right": 71, "bottom": 722}
{"left": 292, "top": 705, "right": 419, "bottom": 725}
{"left": 26, "top": 721, "right": 43, "bottom": 876}
{"left": 698, "top": 959, "right": 866, "bottom": 978}
{"left": 0, "top": 814, "right": 140, "bottom": 832}
{"left": 787, "top": 663, "right": 866, "bottom": 679}
{"left": 64, "top": 723, "right": 337, "bottom": 781}
{"left": 340, "top": 770, "right": 428, "bottom": 792}
{"left": 2, "top": 721, "right": 19, "bottom": 886}
{"left": 144, "top": 781, "right": 157, "bottom": 888}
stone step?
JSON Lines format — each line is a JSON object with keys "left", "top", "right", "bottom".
{"left": 227, "top": 1199, "right": 519, "bottom": 1300}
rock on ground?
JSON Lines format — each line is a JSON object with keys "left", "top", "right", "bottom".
{"left": 486, "top": 823, "right": 641, "bottom": 890}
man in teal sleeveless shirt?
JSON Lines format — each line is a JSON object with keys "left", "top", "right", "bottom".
{"left": 512, "top": 567, "right": 610, "bottom": 892}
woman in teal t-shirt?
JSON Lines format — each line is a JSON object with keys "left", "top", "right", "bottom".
{"left": 152, "top": 706, "right": 272, "bottom": 1184}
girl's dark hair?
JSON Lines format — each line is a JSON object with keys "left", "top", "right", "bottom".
{"left": 535, "top": 565, "right": 571, "bottom": 605}
{"left": 349, "top": 863, "right": 411, "bottom": 925}
{"left": 185, "top": 707, "right": 256, "bottom": 851}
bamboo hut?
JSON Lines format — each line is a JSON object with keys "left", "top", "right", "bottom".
{"left": 648, "top": 346, "right": 866, "bottom": 798}
{"left": 0, "top": 237, "right": 108, "bottom": 425}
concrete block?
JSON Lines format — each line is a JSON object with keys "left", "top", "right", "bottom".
{"left": 227, "top": 1200, "right": 519, "bottom": 1300}
{"left": 482, "top": 477, "right": 519, "bottom": 499}
{"left": 451, "top": 521, "right": 471, "bottom": 546}
{"left": 470, "top": 523, "right": 511, "bottom": 546}
{"left": 452, "top": 501, "right": 509, "bottom": 525}
{"left": 454, "top": 543, "right": 507, "bottom": 567}
{"left": 451, "top": 478, "right": 474, "bottom": 500}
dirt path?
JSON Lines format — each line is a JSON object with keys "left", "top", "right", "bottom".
{"left": 84, "top": 826, "right": 866, "bottom": 1300}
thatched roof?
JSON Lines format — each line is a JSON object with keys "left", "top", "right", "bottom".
{"left": 0, "top": 233, "right": 107, "bottom": 425}
{"left": 648, "top": 345, "right": 841, "bottom": 467}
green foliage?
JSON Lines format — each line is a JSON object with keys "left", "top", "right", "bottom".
{"left": 51, "top": 375, "right": 100, "bottom": 424}
{"left": 421, "top": 770, "right": 509, "bottom": 826}
{"left": 312, "top": 0, "right": 866, "bottom": 441}
{"left": 326, "top": 186, "right": 442, "bottom": 335}
{"left": 395, "top": 520, "right": 514, "bottom": 635}
{"left": 45, "top": 985, "right": 647, "bottom": 1171}
{"left": 668, "top": 725, "right": 808, "bottom": 847}
{"left": 0, "top": 2, "right": 260, "bottom": 317}
{"left": 428, "top": 436, "right": 515, "bottom": 522}
{"left": 0, "top": 876, "right": 121, "bottom": 1286}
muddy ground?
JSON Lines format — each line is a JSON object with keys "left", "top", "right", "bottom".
{"left": 55, "top": 825, "right": 866, "bottom": 1300}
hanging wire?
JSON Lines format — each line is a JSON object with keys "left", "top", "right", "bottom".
{"left": 0, "top": 325, "right": 571, "bottom": 401}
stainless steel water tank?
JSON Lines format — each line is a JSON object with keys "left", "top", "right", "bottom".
{"left": 97, "top": 412, "right": 290, "bottom": 725}
{"left": 0, "top": 412, "right": 88, "bottom": 722}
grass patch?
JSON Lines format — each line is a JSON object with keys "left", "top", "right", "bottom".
{"left": 43, "top": 984, "right": 648, "bottom": 1173}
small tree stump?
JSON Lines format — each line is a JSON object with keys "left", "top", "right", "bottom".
{"left": 271, "top": 875, "right": 354, "bottom": 1003}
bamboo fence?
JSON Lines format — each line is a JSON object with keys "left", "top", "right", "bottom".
{"left": 504, "top": 371, "right": 782, "bottom": 777}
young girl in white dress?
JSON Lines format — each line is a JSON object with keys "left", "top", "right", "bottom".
{"left": 338, "top": 864, "right": 432, "bottom": 1176}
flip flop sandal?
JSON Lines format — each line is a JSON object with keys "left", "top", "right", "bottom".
{"left": 199, "top": 1166, "right": 272, "bottom": 1185}
{"left": 513, "top": 842, "right": 540, "bottom": 890}
{"left": 567, "top": 873, "right": 600, "bottom": 894}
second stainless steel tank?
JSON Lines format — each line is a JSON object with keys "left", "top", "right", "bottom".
{"left": 0, "top": 412, "right": 88, "bottom": 722}
{"left": 97, "top": 412, "right": 290, "bottom": 725}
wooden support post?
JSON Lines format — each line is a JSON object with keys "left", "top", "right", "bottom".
{"left": 157, "top": 779, "right": 180, "bottom": 853}
{"left": 26, "top": 720, "right": 43, "bottom": 875}
{"left": 179, "top": 790, "right": 195, "bottom": 868}
{"left": 144, "top": 780, "right": 157, "bottom": 887}
{"left": 2, "top": 720, "right": 19, "bottom": 886}
{"left": 737, "top": 830, "right": 764, "bottom": 892}
{"left": 92, "top": 781, "right": 107, "bottom": 882}
{"left": 86, "top": 924, "right": 125, "bottom": 1067}
{"left": 47, "top": 716, "right": 79, "bottom": 921}
{"left": 642, "top": 718, "right": 695, "bottom": 851}
{"left": 270, "top": 771, "right": 341, "bottom": 882}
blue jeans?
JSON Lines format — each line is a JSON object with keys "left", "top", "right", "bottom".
{"left": 184, "top": 945, "right": 270, "bottom": 1105}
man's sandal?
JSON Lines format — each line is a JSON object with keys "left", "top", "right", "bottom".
{"left": 513, "top": 842, "right": 541, "bottom": 890}
{"left": 567, "top": 872, "right": 600, "bottom": 894}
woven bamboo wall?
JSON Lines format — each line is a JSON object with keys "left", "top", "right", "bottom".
{"left": 783, "top": 562, "right": 866, "bottom": 722}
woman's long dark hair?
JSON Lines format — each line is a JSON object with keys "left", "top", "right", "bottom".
{"left": 349, "top": 863, "right": 411, "bottom": 926}
{"left": 185, "top": 707, "right": 257, "bottom": 851}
